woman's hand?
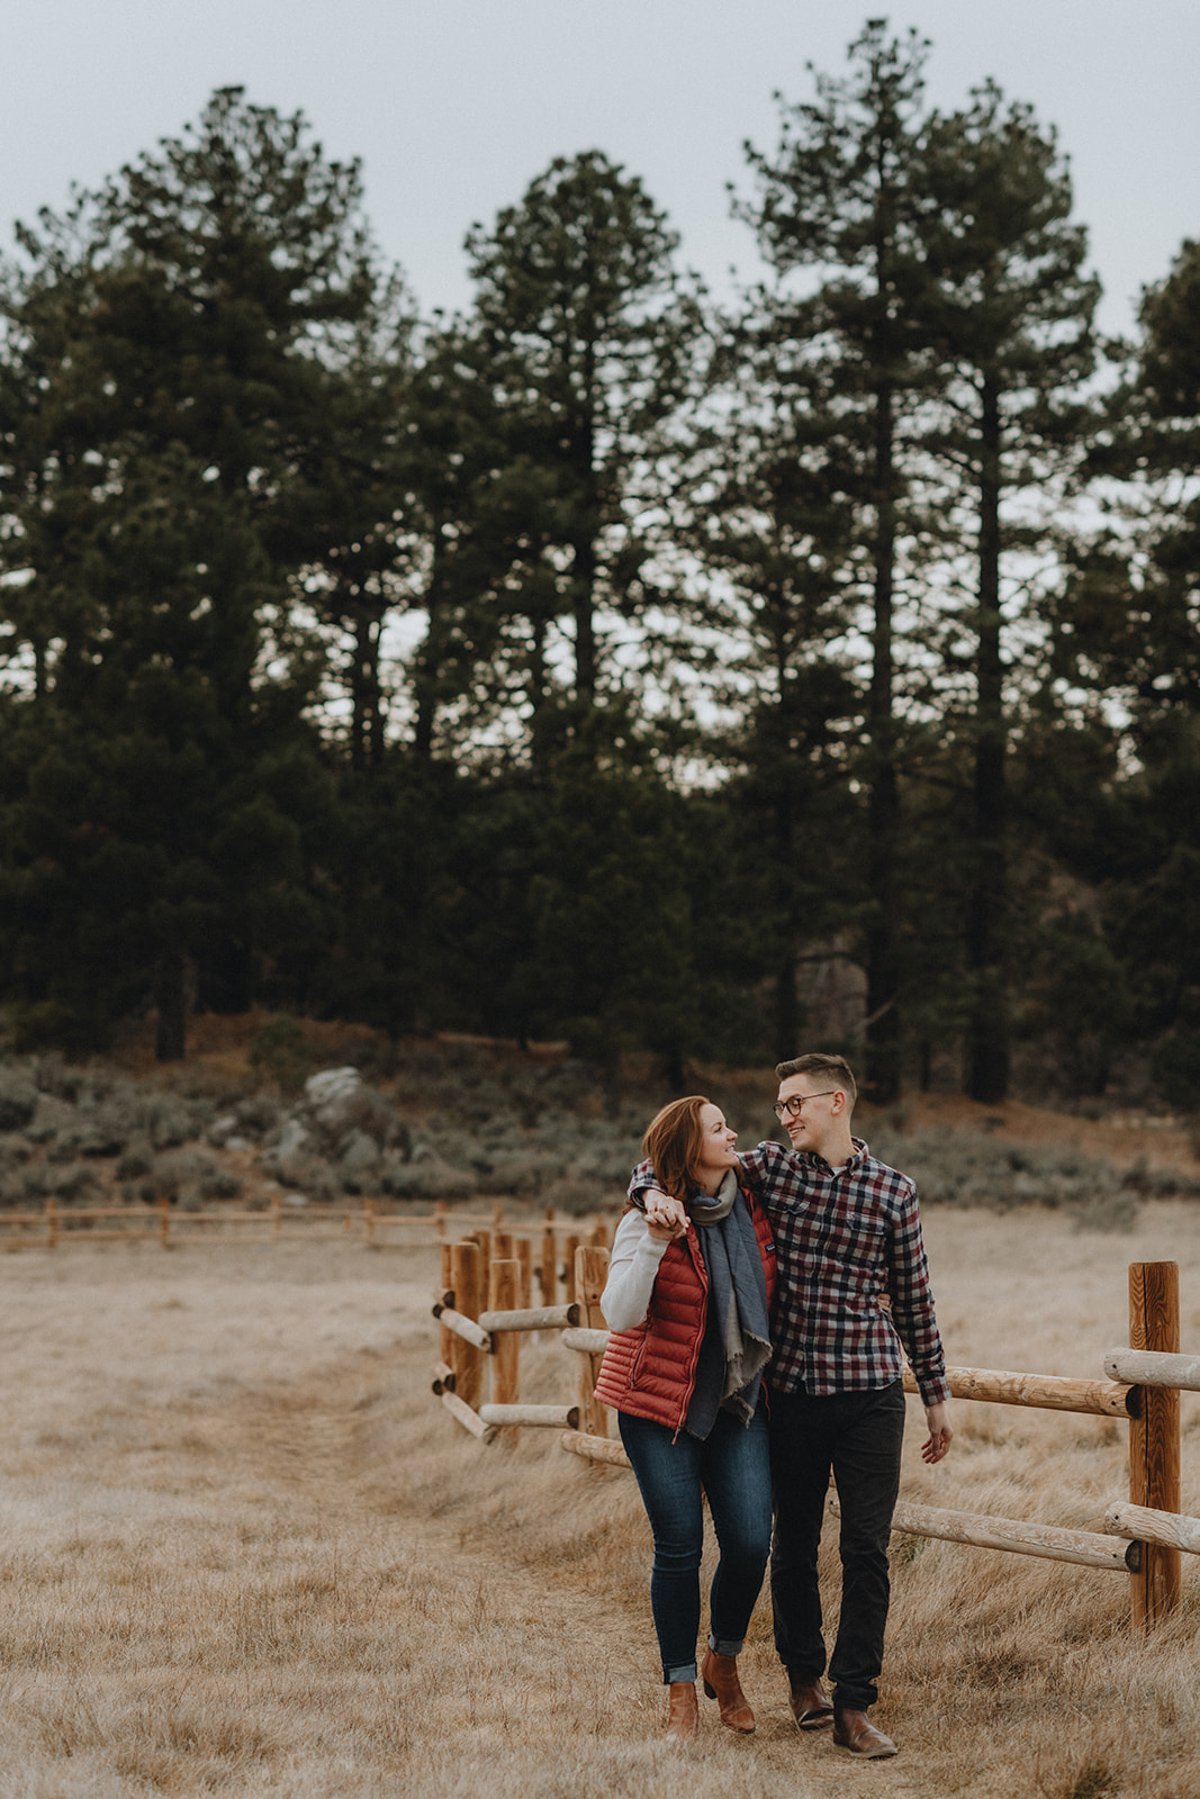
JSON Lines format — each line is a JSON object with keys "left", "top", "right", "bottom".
{"left": 644, "top": 1187, "right": 688, "bottom": 1242}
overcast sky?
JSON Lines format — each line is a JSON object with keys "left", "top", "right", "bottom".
{"left": 5, "top": 2, "right": 1198, "bottom": 337}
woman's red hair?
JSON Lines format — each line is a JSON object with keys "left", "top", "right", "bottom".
{"left": 641, "top": 1095, "right": 713, "bottom": 1205}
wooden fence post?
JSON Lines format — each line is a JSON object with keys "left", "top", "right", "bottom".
{"left": 563, "top": 1234, "right": 580, "bottom": 1303}
{"left": 439, "top": 1241, "right": 454, "bottom": 1367}
{"left": 490, "top": 1258, "right": 521, "bottom": 1444}
{"left": 159, "top": 1194, "right": 171, "bottom": 1250}
{"left": 470, "top": 1231, "right": 492, "bottom": 1314}
{"left": 575, "top": 1244, "right": 610, "bottom": 1440}
{"left": 46, "top": 1197, "right": 58, "bottom": 1250}
{"left": 270, "top": 1193, "right": 282, "bottom": 1242}
{"left": 1128, "top": 1260, "right": 1181, "bottom": 1630}
{"left": 515, "top": 1237, "right": 533, "bottom": 1308}
{"left": 364, "top": 1197, "right": 377, "bottom": 1246}
{"left": 450, "top": 1240, "right": 484, "bottom": 1409}
{"left": 540, "top": 1209, "right": 557, "bottom": 1305}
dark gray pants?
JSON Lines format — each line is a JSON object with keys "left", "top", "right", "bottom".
{"left": 768, "top": 1380, "right": 906, "bottom": 1712}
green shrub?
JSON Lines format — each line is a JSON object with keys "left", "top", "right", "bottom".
{"left": 0, "top": 1067, "right": 39, "bottom": 1132}
{"left": 139, "top": 1094, "right": 202, "bottom": 1150}
{"left": 383, "top": 1161, "right": 474, "bottom": 1201}
{"left": 154, "top": 1151, "right": 241, "bottom": 1202}
{"left": 117, "top": 1140, "right": 155, "bottom": 1180}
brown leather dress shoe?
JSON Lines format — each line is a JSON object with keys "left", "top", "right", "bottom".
{"left": 833, "top": 1708, "right": 898, "bottom": 1758}
{"left": 788, "top": 1674, "right": 834, "bottom": 1730}
{"left": 700, "top": 1648, "right": 755, "bottom": 1733}
{"left": 664, "top": 1681, "right": 698, "bottom": 1742}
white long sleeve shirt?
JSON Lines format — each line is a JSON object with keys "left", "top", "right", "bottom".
{"left": 599, "top": 1208, "right": 672, "bottom": 1332}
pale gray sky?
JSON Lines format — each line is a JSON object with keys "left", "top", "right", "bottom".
{"left": 5, "top": 1, "right": 1198, "bottom": 336}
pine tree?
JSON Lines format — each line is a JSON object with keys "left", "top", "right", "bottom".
{"left": 464, "top": 151, "right": 702, "bottom": 736}
{"left": 0, "top": 90, "right": 388, "bottom": 1055}
{"left": 736, "top": 21, "right": 939, "bottom": 1099}
{"left": 918, "top": 82, "right": 1100, "bottom": 1100}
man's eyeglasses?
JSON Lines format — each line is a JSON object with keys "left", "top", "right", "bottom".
{"left": 773, "top": 1090, "right": 837, "bottom": 1121}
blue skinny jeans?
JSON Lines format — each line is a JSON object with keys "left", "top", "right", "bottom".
{"left": 618, "top": 1403, "right": 772, "bottom": 1683}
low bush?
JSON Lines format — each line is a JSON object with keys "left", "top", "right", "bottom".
{"left": 869, "top": 1127, "right": 1138, "bottom": 1231}
{"left": 0, "top": 1066, "right": 39, "bottom": 1132}
{"left": 116, "top": 1141, "right": 155, "bottom": 1181}
{"left": 383, "top": 1160, "right": 475, "bottom": 1201}
{"left": 139, "top": 1094, "right": 204, "bottom": 1149}
{"left": 154, "top": 1151, "right": 241, "bottom": 1203}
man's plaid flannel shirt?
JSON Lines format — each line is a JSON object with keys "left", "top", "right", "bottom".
{"left": 631, "top": 1136, "right": 950, "bottom": 1406}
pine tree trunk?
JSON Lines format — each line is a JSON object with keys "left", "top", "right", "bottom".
{"left": 865, "top": 375, "right": 902, "bottom": 1103}
{"left": 413, "top": 539, "right": 445, "bottom": 761}
{"left": 570, "top": 405, "right": 599, "bottom": 702}
{"left": 774, "top": 781, "right": 800, "bottom": 1060}
{"left": 966, "top": 374, "right": 1009, "bottom": 1102}
{"left": 350, "top": 609, "right": 383, "bottom": 772}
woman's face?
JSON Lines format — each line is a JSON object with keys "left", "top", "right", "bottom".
{"left": 695, "top": 1102, "right": 738, "bottom": 1187}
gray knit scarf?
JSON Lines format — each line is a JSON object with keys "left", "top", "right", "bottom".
{"left": 689, "top": 1169, "right": 772, "bottom": 1427}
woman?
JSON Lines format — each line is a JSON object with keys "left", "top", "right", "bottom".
{"left": 595, "top": 1096, "right": 776, "bottom": 1743}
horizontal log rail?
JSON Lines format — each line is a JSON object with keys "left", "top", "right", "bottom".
{"left": 828, "top": 1493, "right": 1139, "bottom": 1572}
{"left": 478, "top": 1303, "right": 581, "bottom": 1333}
{"left": 901, "top": 1364, "right": 1135, "bottom": 1417}
{"left": 561, "top": 1326, "right": 611, "bottom": 1355}
{"left": 560, "top": 1430, "right": 631, "bottom": 1469}
{"left": 1103, "top": 1349, "right": 1200, "bottom": 1393}
{"left": 50, "top": 1228, "right": 160, "bottom": 1242}
{"left": 1105, "top": 1501, "right": 1200, "bottom": 1555}
{"left": 431, "top": 1304, "right": 492, "bottom": 1352}
{"left": 440, "top": 1389, "right": 496, "bottom": 1444}
{"left": 480, "top": 1403, "right": 580, "bottom": 1429}
{"left": 436, "top": 1211, "right": 602, "bottom": 1237}
{"left": 431, "top": 1360, "right": 457, "bottom": 1394}
{"left": 558, "top": 1338, "right": 1137, "bottom": 1418}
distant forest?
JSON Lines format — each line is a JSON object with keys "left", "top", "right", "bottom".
{"left": 1, "top": 23, "right": 1198, "bottom": 1106}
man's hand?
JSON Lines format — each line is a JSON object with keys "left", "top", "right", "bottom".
{"left": 921, "top": 1401, "right": 953, "bottom": 1464}
{"left": 643, "top": 1187, "right": 688, "bottom": 1242}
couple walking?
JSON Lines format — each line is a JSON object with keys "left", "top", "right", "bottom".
{"left": 595, "top": 1052, "right": 952, "bottom": 1759}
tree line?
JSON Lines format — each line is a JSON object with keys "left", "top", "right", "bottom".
{"left": 1, "top": 23, "right": 1197, "bottom": 1106}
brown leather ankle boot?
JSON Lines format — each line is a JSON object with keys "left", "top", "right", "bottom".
{"left": 664, "top": 1681, "right": 698, "bottom": 1741}
{"left": 700, "top": 1648, "right": 755, "bottom": 1733}
{"left": 833, "top": 1707, "right": 898, "bottom": 1758}
{"left": 788, "top": 1672, "right": 834, "bottom": 1730}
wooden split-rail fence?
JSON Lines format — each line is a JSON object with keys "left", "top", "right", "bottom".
{"left": 0, "top": 1194, "right": 504, "bottom": 1250}
{"left": 433, "top": 1243, "right": 1198, "bottom": 1635}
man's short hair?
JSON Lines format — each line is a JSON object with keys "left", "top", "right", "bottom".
{"left": 775, "top": 1052, "right": 858, "bottom": 1107}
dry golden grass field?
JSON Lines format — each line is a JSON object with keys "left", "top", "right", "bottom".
{"left": 2, "top": 1202, "right": 1199, "bottom": 1799}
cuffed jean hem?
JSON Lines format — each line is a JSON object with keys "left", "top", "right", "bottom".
{"left": 708, "top": 1631, "right": 745, "bottom": 1656}
{"left": 833, "top": 1686, "right": 878, "bottom": 1713}
{"left": 663, "top": 1661, "right": 698, "bottom": 1684}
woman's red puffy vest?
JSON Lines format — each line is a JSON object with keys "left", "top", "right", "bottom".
{"left": 594, "top": 1188, "right": 776, "bottom": 1434}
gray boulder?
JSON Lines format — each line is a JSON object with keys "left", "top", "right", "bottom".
{"left": 299, "top": 1067, "right": 409, "bottom": 1158}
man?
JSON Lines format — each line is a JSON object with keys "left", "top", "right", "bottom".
{"left": 634, "top": 1052, "right": 952, "bottom": 1760}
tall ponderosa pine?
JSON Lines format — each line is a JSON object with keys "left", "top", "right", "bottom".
{"left": 687, "top": 302, "right": 861, "bottom": 1057}
{"left": 919, "top": 83, "right": 1099, "bottom": 1101}
{"left": 737, "top": 22, "right": 938, "bottom": 1098}
{"left": 1055, "top": 241, "right": 1200, "bottom": 1098}
{"left": 464, "top": 151, "right": 702, "bottom": 737}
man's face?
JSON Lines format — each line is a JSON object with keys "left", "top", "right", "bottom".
{"left": 774, "top": 1074, "right": 839, "bottom": 1153}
